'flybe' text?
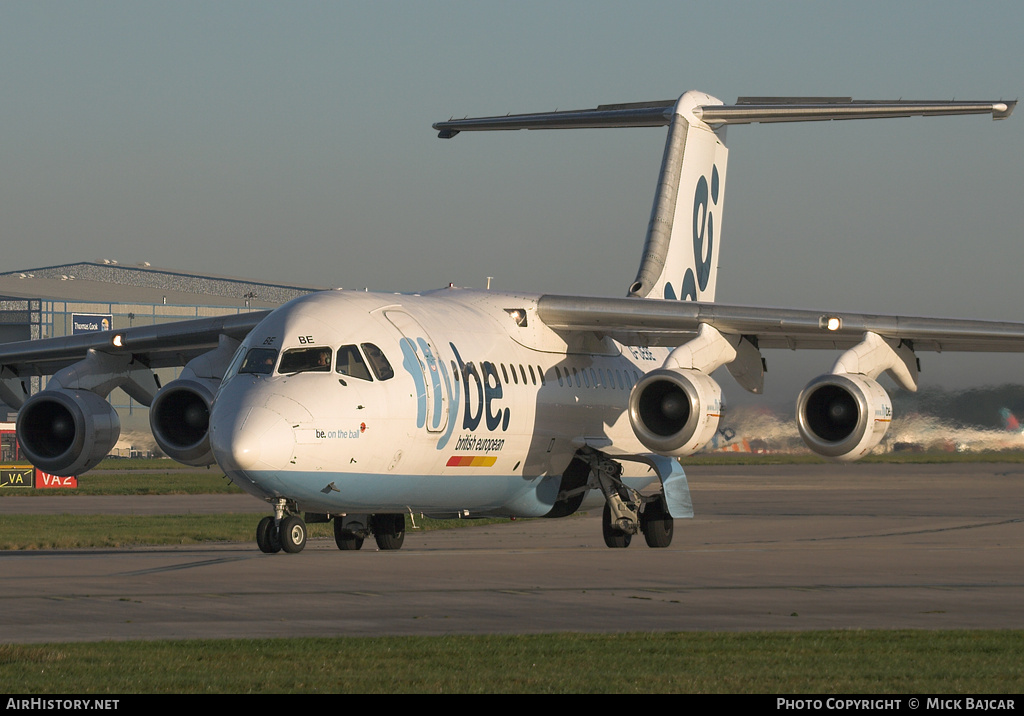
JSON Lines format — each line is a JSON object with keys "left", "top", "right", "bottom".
{"left": 451, "top": 343, "right": 510, "bottom": 432}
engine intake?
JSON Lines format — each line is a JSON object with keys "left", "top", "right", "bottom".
{"left": 16, "top": 389, "right": 120, "bottom": 476}
{"left": 149, "top": 379, "right": 218, "bottom": 466}
{"left": 628, "top": 368, "right": 722, "bottom": 457}
{"left": 796, "top": 373, "right": 892, "bottom": 460}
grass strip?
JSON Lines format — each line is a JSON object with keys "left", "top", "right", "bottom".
{"left": 0, "top": 514, "right": 268, "bottom": 549}
{"left": 1, "top": 631, "right": 1022, "bottom": 693}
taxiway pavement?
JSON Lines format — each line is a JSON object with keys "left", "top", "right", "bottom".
{"left": 1, "top": 462, "right": 1022, "bottom": 643}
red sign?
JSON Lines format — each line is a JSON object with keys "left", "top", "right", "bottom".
{"left": 34, "top": 470, "right": 78, "bottom": 489}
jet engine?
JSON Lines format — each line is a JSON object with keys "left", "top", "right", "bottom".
{"left": 16, "top": 389, "right": 120, "bottom": 476}
{"left": 628, "top": 368, "right": 723, "bottom": 457}
{"left": 149, "top": 379, "right": 218, "bottom": 466}
{"left": 796, "top": 373, "right": 892, "bottom": 461}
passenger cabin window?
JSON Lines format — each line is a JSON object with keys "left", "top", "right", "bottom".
{"left": 279, "top": 347, "right": 332, "bottom": 374}
{"left": 238, "top": 348, "right": 278, "bottom": 375}
{"left": 336, "top": 344, "right": 373, "bottom": 381}
{"left": 361, "top": 343, "right": 395, "bottom": 381}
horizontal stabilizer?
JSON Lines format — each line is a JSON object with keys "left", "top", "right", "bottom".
{"left": 703, "top": 98, "right": 1016, "bottom": 124}
{"left": 434, "top": 102, "right": 675, "bottom": 137}
{"left": 435, "top": 96, "right": 1015, "bottom": 137}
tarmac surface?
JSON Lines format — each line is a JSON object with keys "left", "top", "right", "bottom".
{"left": 1, "top": 461, "right": 1022, "bottom": 643}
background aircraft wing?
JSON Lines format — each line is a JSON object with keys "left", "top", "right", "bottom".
{"left": 536, "top": 295, "right": 1024, "bottom": 352}
{"left": 0, "top": 310, "right": 269, "bottom": 378}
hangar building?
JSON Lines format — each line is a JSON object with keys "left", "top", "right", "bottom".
{"left": 0, "top": 261, "right": 321, "bottom": 454}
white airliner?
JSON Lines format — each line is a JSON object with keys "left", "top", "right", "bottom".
{"left": 1, "top": 91, "right": 1019, "bottom": 554}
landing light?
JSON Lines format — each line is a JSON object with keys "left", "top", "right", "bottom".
{"left": 112, "top": 334, "right": 125, "bottom": 348}
{"left": 820, "top": 316, "right": 842, "bottom": 332}
{"left": 505, "top": 308, "right": 528, "bottom": 327}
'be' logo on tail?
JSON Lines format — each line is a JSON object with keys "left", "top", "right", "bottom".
{"left": 666, "top": 164, "right": 720, "bottom": 301}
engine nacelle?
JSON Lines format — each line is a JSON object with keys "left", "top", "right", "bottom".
{"left": 16, "top": 389, "right": 120, "bottom": 476}
{"left": 628, "top": 368, "right": 723, "bottom": 457}
{"left": 796, "top": 373, "right": 892, "bottom": 461}
{"left": 149, "top": 379, "right": 218, "bottom": 466}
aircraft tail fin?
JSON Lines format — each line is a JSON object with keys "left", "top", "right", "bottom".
{"left": 435, "top": 95, "right": 1015, "bottom": 302}
{"left": 1000, "top": 408, "right": 1022, "bottom": 433}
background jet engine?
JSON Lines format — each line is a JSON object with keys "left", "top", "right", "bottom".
{"left": 796, "top": 373, "right": 892, "bottom": 461}
{"left": 149, "top": 379, "right": 218, "bottom": 466}
{"left": 628, "top": 368, "right": 723, "bottom": 457}
{"left": 16, "top": 389, "right": 120, "bottom": 476}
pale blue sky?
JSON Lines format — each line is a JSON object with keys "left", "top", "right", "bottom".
{"left": 1, "top": 1, "right": 1021, "bottom": 404}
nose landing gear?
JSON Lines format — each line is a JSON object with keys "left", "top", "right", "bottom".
{"left": 255, "top": 499, "right": 307, "bottom": 554}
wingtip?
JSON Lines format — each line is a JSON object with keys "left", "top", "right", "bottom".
{"left": 432, "top": 120, "right": 461, "bottom": 139}
{"left": 993, "top": 100, "right": 1016, "bottom": 120}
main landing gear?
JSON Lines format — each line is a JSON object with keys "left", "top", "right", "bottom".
{"left": 255, "top": 499, "right": 407, "bottom": 554}
{"left": 580, "top": 448, "right": 675, "bottom": 549}
{"left": 332, "top": 513, "right": 406, "bottom": 551}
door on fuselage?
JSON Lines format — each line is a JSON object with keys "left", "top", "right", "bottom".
{"left": 382, "top": 310, "right": 449, "bottom": 433}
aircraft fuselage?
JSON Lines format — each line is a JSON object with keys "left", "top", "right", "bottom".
{"left": 208, "top": 288, "right": 665, "bottom": 518}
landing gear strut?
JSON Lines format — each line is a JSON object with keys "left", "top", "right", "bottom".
{"left": 579, "top": 448, "right": 675, "bottom": 549}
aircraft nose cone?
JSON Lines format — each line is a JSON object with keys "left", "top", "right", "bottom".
{"left": 210, "top": 405, "right": 295, "bottom": 471}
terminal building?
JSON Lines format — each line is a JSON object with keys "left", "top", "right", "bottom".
{"left": 0, "top": 261, "right": 321, "bottom": 455}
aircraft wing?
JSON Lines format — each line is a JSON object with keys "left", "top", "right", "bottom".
{"left": 0, "top": 310, "right": 270, "bottom": 378}
{"left": 536, "top": 295, "right": 1024, "bottom": 353}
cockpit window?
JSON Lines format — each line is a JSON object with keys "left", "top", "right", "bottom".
{"left": 278, "top": 346, "right": 332, "bottom": 374}
{"left": 336, "top": 344, "right": 372, "bottom": 381}
{"left": 361, "top": 343, "right": 395, "bottom": 381}
{"left": 238, "top": 348, "right": 278, "bottom": 375}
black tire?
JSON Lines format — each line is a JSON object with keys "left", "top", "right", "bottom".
{"left": 333, "top": 518, "right": 364, "bottom": 550}
{"left": 640, "top": 499, "right": 674, "bottom": 548}
{"left": 279, "top": 515, "right": 307, "bottom": 554}
{"left": 256, "top": 515, "right": 282, "bottom": 554}
{"left": 373, "top": 513, "right": 406, "bottom": 551}
{"left": 602, "top": 503, "right": 631, "bottom": 549}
